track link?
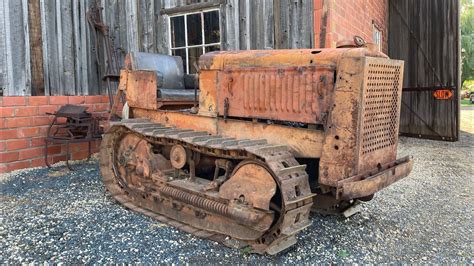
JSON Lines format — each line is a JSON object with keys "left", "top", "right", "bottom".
{"left": 100, "top": 118, "right": 314, "bottom": 254}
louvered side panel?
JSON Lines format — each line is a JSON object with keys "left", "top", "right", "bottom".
{"left": 218, "top": 66, "right": 334, "bottom": 124}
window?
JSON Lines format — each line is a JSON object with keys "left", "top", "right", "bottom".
{"left": 372, "top": 22, "right": 382, "bottom": 51}
{"left": 169, "top": 10, "right": 220, "bottom": 74}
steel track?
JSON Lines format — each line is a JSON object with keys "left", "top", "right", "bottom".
{"left": 100, "top": 118, "right": 314, "bottom": 254}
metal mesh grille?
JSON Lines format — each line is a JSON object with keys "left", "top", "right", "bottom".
{"left": 361, "top": 63, "right": 402, "bottom": 155}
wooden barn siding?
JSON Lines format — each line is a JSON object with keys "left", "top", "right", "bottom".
{"left": 28, "top": 0, "right": 45, "bottom": 96}
{"left": 1, "top": 0, "right": 31, "bottom": 96}
{"left": 1, "top": 0, "right": 313, "bottom": 96}
{"left": 0, "top": 1, "right": 7, "bottom": 94}
{"left": 389, "top": 0, "right": 460, "bottom": 141}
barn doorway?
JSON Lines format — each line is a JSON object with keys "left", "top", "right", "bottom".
{"left": 388, "top": 0, "right": 461, "bottom": 141}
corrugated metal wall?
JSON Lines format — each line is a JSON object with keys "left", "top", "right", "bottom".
{"left": 0, "top": 0, "right": 313, "bottom": 96}
{"left": 388, "top": 0, "right": 460, "bottom": 141}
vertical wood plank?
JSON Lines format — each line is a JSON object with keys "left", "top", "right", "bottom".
{"left": 222, "top": 0, "right": 239, "bottom": 50}
{"left": 78, "top": 0, "right": 89, "bottom": 94}
{"left": 60, "top": 0, "right": 76, "bottom": 95}
{"left": 138, "top": 0, "right": 154, "bottom": 52}
{"left": 156, "top": 0, "right": 169, "bottom": 54}
{"left": 126, "top": 0, "right": 139, "bottom": 52}
{"left": 238, "top": 0, "right": 250, "bottom": 50}
{"left": 28, "top": 0, "right": 45, "bottom": 95}
{"left": 263, "top": 0, "right": 274, "bottom": 49}
{"left": 39, "top": 0, "right": 50, "bottom": 95}
{"left": 0, "top": 1, "right": 8, "bottom": 94}
{"left": 86, "top": 0, "right": 100, "bottom": 95}
{"left": 4, "top": 0, "right": 31, "bottom": 96}
{"left": 118, "top": 0, "right": 128, "bottom": 63}
{"left": 248, "top": 0, "right": 257, "bottom": 49}
{"left": 22, "top": 0, "right": 32, "bottom": 96}
{"left": 290, "top": 0, "right": 299, "bottom": 48}
{"left": 219, "top": 0, "right": 227, "bottom": 50}
{"left": 277, "top": 0, "right": 290, "bottom": 49}
{"left": 55, "top": 0, "right": 64, "bottom": 95}
{"left": 5, "top": 0, "right": 14, "bottom": 95}
{"left": 302, "top": 0, "right": 313, "bottom": 48}
{"left": 72, "top": 0, "right": 82, "bottom": 94}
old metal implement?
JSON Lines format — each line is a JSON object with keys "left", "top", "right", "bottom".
{"left": 99, "top": 43, "right": 413, "bottom": 254}
{"left": 45, "top": 104, "right": 103, "bottom": 170}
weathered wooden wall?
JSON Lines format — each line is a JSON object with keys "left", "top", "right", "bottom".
{"left": 389, "top": 0, "right": 460, "bottom": 141}
{"left": 0, "top": 0, "right": 314, "bottom": 96}
{"left": 1, "top": 0, "right": 31, "bottom": 96}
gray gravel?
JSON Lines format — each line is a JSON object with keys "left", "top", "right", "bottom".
{"left": 1, "top": 114, "right": 473, "bottom": 263}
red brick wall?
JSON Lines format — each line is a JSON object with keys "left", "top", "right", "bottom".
{"left": 0, "top": 96, "right": 109, "bottom": 173}
{"left": 314, "top": 0, "right": 388, "bottom": 53}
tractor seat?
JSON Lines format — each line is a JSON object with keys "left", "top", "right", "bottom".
{"left": 128, "top": 52, "right": 198, "bottom": 101}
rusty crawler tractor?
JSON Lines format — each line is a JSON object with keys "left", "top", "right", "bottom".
{"left": 100, "top": 42, "right": 413, "bottom": 254}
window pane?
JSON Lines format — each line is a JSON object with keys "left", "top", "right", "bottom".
{"left": 172, "top": 49, "right": 187, "bottom": 74}
{"left": 171, "top": 16, "right": 185, "bottom": 48}
{"left": 204, "top": 11, "right": 220, "bottom": 44}
{"left": 205, "top": 45, "right": 220, "bottom": 53}
{"left": 187, "top": 13, "right": 202, "bottom": 46}
{"left": 188, "top": 47, "right": 203, "bottom": 74}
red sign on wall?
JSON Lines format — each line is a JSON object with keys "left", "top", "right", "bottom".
{"left": 432, "top": 89, "right": 453, "bottom": 100}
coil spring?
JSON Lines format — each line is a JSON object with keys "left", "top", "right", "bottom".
{"left": 161, "top": 186, "right": 229, "bottom": 216}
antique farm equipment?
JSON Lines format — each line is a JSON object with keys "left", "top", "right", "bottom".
{"left": 99, "top": 43, "right": 413, "bottom": 254}
{"left": 45, "top": 104, "right": 103, "bottom": 170}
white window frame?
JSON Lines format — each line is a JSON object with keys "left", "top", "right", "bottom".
{"left": 168, "top": 9, "right": 221, "bottom": 74}
{"left": 372, "top": 22, "right": 382, "bottom": 51}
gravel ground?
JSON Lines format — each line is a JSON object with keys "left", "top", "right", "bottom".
{"left": 1, "top": 110, "right": 473, "bottom": 264}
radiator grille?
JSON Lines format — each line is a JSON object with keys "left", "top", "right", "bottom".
{"left": 361, "top": 63, "right": 402, "bottom": 155}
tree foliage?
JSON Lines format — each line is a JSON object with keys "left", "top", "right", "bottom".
{"left": 461, "top": 0, "right": 474, "bottom": 87}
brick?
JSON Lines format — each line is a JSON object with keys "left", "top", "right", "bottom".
{"left": 15, "top": 106, "right": 38, "bottom": 117}
{"left": 38, "top": 105, "right": 59, "bottom": 115}
{"left": 52, "top": 155, "right": 67, "bottom": 164}
{"left": 0, "top": 151, "right": 19, "bottom": 163}
{"left": 93, "top": 103, "right": 109, "bottom": 112}
{"left": 2, "top": 96, "right": 26, "bottom": 106}
{"left": 19, "top": 147, "right": 44, "bottom": 160}
{"left": 5, "top": 160, "right": 31, "bottom": 172}
{"left": 31, "top": 157, "right": 46, "bottom": 168}
{"left": 85, "top": 95, "right": 106, "bottom": 104}
{"left": 72, "top": 150, "right": 91, "bottom": 160}
{"left": 18, "top": 127, "right": 40, "bottom": 138}
{"left": 0, "top": 129, "right": 18, "bottom": 140}
{"left": 0, "top": 141, "right": 5, "bottom": 151}
{"left": 49, "top": 96, "right": 69, "bottom": 105}
{"left": 0, "top": 118, "right": 5, "bottom": 128}
{"left": 47, "top": 145, "right": 62, "bottom": 155}
{"left": 6, "top": 139, "right": 30, "bottom": 150}
{"left": 0, "top": 163, "right": 7, "bottom": 173}
{"left": 39, "top": 125, "right": 51, "bottom": 135}
{"left": 32, "top": 137, "right": 46, "bottom": 147}
{"left": 28, "top": 96, "right": 49, "bottom": 106}
{"left": 5, "top": 117, "right": 33, "bottom": 128}
{"left": 70, "top": 142, "right": 90, "bottom": 152}
{"left": 32, "top": 116, "right": 52, "bottom": 126}
{"left": 69, "top": 96, "right": 85, "bottom": 104}
{"left": 0, "top": 107, "right": 15, "bottom": 118}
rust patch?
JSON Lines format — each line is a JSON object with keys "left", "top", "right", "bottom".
{"left": 219, "top": 161, "right": 277, "bottom": 210}
{"left": 126, "top": 70, "right": 157, "bottom": 110}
